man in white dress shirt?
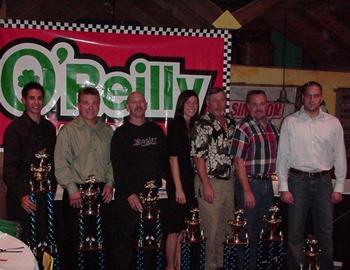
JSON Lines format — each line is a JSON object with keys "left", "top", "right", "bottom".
{"left": 277, "top": 81, "right": 347, "bottom": 269}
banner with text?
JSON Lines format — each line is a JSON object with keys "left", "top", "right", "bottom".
{"left": 0, "top": 19, "right": 232, "bottom": 146}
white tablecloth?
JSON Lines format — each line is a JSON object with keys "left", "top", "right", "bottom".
{"left": 0, "top": 232, "right": 39, "bottom": 270}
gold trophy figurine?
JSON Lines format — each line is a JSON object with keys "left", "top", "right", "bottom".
{"left": 304, "top": 235, "right": 320, "bottom": 270}
{"left": 139, "top": 180, "right": 159, "bottom": 220}
{"left": 30, "top": 148, "right": 52, "bottom": 192}
{"left": 263, "top": 204, "right": 282, "bottom": 241}
{"left": 184, "top": 208, "right": 202, "bottom": 242}
{"left": 227, "top": 208, "right": 248, "bottom": 244}
{"left": 80, "top": 175, "right": 101, "bottom": 216}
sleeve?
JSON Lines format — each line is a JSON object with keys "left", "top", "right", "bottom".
{"left": 190, "top": 121, "right": 210, "bottom": 159}
{"left": 3, "top": 125, "right": 26, "bottom": 200}
{"left": 110, "top": 128, "right": 135, "bottom": 198}
{"left": 54, "top": 126, "right": 80, "bottom": 195}
{"left": 230, "top": 126, "right": 249, "bottom": 159}
{"left": 104, "top": 126, "right": 115, "bottom": 188}
{"left": 276, "top": 118, "right": 291, "bottom": 192}
{"left": 157, "top": 125, "right": 169, "bottom": 181}
{"left": 332, "top": 120, "right": 347, "bottom": 193}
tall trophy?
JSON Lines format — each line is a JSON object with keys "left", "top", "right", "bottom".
{"left": 223, "top": 208, "right": 250, "bottom": 270}
{"left": 136, "top": 180, "right": 163, "bottom": 270}
{"left": 29, "top": 148, "right": 60, "bottom": 269}
{"left": 258, "top": 204, "right": 285, "bottom": 270}
{"left": 77, "top": 175, "right": 105, "bottom": 270}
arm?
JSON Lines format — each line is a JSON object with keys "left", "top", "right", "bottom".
{"left": 101, "top": 127, "right": 114, "bottom": 203}
{"left": 193, "top": 157, "right": 214, "bottom": 203}
{"left": 234, "top": 157, "right": 255, "bottom": 208}
{"left": 276, "top": 119, "right": 294, "bottom": 204}
{"left": 169, "top": 156, "right": 186, "bottom": 204}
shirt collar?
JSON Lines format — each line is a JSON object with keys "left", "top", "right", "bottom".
{"left": 76, "top": 116, "right": 102, "bottom": 129}
{"left": 21, "top": 112, "right": 44, "bottom": 128}
{"left": 298, "top": 106, "right": 325, "bottom": 121}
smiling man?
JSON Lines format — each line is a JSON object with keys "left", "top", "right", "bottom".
{"left": 277, "top": 81, "right": 347, "bottom": 269}
{"left": 55, "top": 86, "right": 114, "bottom": 269}
{"left": 3, "top": 82, "right": 56, "bottom": 243}
{"left": 230, "top": 90, "right": 279, "bottom": 269}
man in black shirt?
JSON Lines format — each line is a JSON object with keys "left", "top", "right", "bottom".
{"left": 3, "top": 82, "right": 56, "bottom": 243}
{"left": 110, "top": 91, "right": 168, "bottom": 270}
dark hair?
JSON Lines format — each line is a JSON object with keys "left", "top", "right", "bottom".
{"left": 174, "top": 90, "right": 199, "bottom": 132}
{"left": 21, "top": 82, "right": 44, "bottom": 98}
{"left": 246, "top": 90, "right": 267, "bottom": 103}
{"left": 301, "top": 81, "right": 322, "bottom": 94}
{"left": 205, "top": 87, "right": 225, "bottom": 100}
{"left": 78, "top": 87, "right": 100, "bottom": 102}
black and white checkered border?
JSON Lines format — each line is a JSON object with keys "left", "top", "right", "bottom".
{"left": 0, "top": 19, "right": 232, "bottom": 93}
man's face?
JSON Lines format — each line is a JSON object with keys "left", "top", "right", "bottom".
{"left": 78, "top": 94, "right": 100, "bottom": 122}
{"left": 22, "top": 89, "right": 44, "bottom": 116}
{"left": 206, "top": 91, "right": 226, "bottom": 117}
{"left": 247, "top": 94, "right": 268, "bottom": 122}
{"left": 302, "top": 85, "right": 323, "bottom": 114}
{"left": 127, "top": 92, "right": 147, "bottom": 119}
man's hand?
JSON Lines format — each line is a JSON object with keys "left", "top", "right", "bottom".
{"left": 202, "top": 182, "right": 214, "bottom": 204}
{"left": 127, "top": 193, "right": 143, "bottom": 212}
{"left": 280, "top": 191, "right": 294, "bottom": 204}
{"left": 102, "top": 185, "right": 113, "bottom": 203}
{"left": 21, "top": 195, "right": 36, "bottom": 214}
{"left": 69, "top": 191, "right": 82, "bottom": 208}
{"left": 244, "top": 191, "right": 255, "bottom": 208}
{"left": 331, "top": 192, "right": 342, "bottom": 204}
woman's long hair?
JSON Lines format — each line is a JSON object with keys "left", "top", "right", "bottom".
{"left": 174, "top": 90, "right": 199, "bottom": 133}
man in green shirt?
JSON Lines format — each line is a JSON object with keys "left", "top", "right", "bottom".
{"left": 55, "top": 87, "right": 114, "bottom": 269}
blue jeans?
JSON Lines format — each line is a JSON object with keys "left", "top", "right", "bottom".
{"left": 287, "top": 171, "right": 333, "bottom": 270}
{"left": 235, "top": 178, "right": 274, "bottom": 270}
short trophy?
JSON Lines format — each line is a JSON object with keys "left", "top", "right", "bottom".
{"left": 301, "top": 235, "right": 320, "bottom": 270}
{"left": 136, "top": 180, "right": 163, "bottom": 270}
{"left": 263, "top": 204, "right": 282, "bottom": 241}
{"left": 223, "top": 208, "right": 249, "bottom": 270}
{"left": 77, "top": 175, "right": 105, "bottom": 270}
{"left": 181, "top": 208, "right": 206, "bottom": 270}
{"left": 28, "top": 148, "right": 60, "bottom": 269}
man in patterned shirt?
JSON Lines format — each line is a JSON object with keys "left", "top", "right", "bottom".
{"left": 191, "top": 87, "right": 235, "bottom": 270}
{"left": 230, "top": 90, "right": 279, "bottom": 270}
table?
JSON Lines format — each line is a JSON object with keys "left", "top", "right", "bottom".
{"left": 0, "top": 232, "right": 39, "bottom": 270}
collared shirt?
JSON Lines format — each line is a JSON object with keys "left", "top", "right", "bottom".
{"left": 3, "top": 112, "right": 56, "bottom": 200}
{"left": 230, "top": 115, "right": 279, "bottom": 176}
{"left": 277, "top": 107, "right": 347, "bottom": 192}
{"left": 190, "top": 112, "right": 235, "bottom": 179}
{"left": 55, "top": 116, "right": 114, "bottom": 195}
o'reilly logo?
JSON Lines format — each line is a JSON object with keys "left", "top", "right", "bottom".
{"left": 0, "top": 39, "right": 214, "bottom": 118}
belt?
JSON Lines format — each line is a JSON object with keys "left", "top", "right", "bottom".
{"left": 289, "top": 168, "right": 329, "bottom": 178}
{"left": 247, "top": 174, "right": 272, "bottom": 181}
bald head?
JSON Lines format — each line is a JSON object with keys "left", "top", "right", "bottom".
{"left": 126, "top": 91, "right": 147, "bottom": 125}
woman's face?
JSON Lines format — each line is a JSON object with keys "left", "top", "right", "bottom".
{"left": 183, "top": 95, "right": 198, "bottom": 121}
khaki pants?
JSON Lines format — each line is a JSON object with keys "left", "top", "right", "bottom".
{"left": 194, "top": 175, "right": 235, "bottom": 270}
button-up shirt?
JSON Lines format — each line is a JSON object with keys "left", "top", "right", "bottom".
{"left": 55, "top": 116, "right": 114, "bottom": 195}
{"left": 230, "top": 115, "right": 279, "bottom": 176}
{"left": 277, "top": 107, "right": 347, "bottom": 192}
{"left": 190, "top": 112, "right": 235, "bottom": 179}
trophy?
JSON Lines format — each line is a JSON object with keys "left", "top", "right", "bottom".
{"left": 181, "top": 208, "right": 206, "bottom": 270}
{"left": 30, "top": 148, "right": 52, "bottom": 192}
{"left": 263, "top": 204, "right": 283, "bottom": 241}
{"left": 184, "top": 208, "right": 203, "bottom": 242}
{"left": 28, "top": 149, "right": 60, "bottom": 269}
{"left": 136, "top": 181, "right": 163, "bottom": 270}
{"left": 77, "top": 175, "right": 105, "bottom": 270}
{"left": 223, "top": 208, "right": 249, "bottom": 270}
{"left": 79, "top": 175, "right": 101, "bottom": 216}
{"left": 301, "top": 235, "right": 320, "bottom": 270}
{"left": 227, "top": 208, "right": 248, "bottom": 244}
{"left": 139, "top": 180, "right": 158, "bottom": 220}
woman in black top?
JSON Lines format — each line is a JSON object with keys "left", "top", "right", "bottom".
{"left": 166, "top": 90, "right": 199, "bottom": 270}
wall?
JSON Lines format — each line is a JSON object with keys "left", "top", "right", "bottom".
{"left": 231, "top": 65, "right": 350, "bottom": 115}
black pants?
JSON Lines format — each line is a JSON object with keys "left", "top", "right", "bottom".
{"left": 61, "top": 188, "right": 115, "bottom": 270}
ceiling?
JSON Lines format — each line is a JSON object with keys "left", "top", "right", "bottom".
{"left": 3, "top": 0, "right": 350, "bottom": 71}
